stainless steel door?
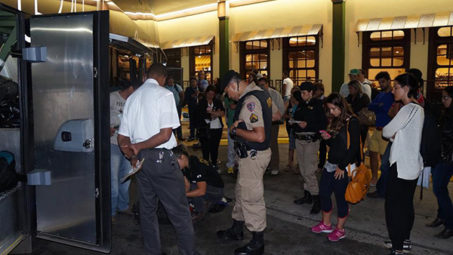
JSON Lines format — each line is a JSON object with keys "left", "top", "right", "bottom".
{"left": 30, "top": 11, "right": 110, "bottom": 253}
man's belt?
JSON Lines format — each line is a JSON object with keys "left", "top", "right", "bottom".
{"left": 294, "top": 132, "right": 318, "bottom": 141}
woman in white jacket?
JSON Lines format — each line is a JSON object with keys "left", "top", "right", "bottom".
{"left": 382, "top": 73, "right": 424, "bottom": 255}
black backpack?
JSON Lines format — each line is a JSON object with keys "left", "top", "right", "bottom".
{"left": 0, "top": 151, "right": 18, "bottom": 193}
{"left": 420, "top": 106, "right": 441, "bottom": 168}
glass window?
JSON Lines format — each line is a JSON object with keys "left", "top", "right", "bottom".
{"left": 241, "top": 40, "right": 269, "bottom": 77}
{"left": 370, "top": 30, "right": 405, "bottom": 41}
{"left": 289, "top": 36, "right": 316, "bottom": 47}
{"left": 190, "top": 44, "right": 213, "bottom": 82}
{"left": 284, "top": 36, "right": 319, "bottom": 86}
{"left": 438, "top": 27, "right": 452, "bottom": 37}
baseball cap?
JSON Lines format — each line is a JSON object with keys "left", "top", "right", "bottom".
{"left": 219, "top": 70, "right": 240, "bottom": 92}
{"left": 349, "top": 69, "right": 360, "bottom": 75}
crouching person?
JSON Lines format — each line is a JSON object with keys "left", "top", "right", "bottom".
{"left": 173, "top": 145, "right": 225, "bottom": 221}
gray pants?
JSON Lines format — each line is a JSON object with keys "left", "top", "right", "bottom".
{"left": 189, "top": 183, "right": 224, "bottom": 214}
{"left": 136, "top": 149, "right": 195, "bottom": 255}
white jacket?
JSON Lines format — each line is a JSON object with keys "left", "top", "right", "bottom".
{"left": 383, "top": 103, "right": 424, "bottom": 180}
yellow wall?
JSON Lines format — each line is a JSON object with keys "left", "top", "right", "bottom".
{"left": 345, "top": 0, "right": 453, "bottom": 82}
{"left": 157, "top": 11, "right": 219, "bottom": 82}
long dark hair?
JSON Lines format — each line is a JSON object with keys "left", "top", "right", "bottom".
{"left": 394, "top": 73, "right": 419, "bottom": 99}
{"left": 325, "top": 93, "right": 354, "bottom": 134}
{"left": 292, "top": 90, "right": 304, "bottom": 106}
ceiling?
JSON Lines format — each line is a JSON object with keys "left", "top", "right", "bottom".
{"left": 113, "top": 0, "right": 218, "bottom": 15}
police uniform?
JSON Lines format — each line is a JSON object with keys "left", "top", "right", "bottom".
{"left": 231, "top": 82, "right": 272, "bottom": 232}
{"left": 293, "top": 95, "right": 327, "bottom": 209}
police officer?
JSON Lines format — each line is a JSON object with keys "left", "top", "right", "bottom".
{"left": 217, "top": 70, "right": 273, "bottom": 255}
{"left": 292, "top": 81, "right": 327, "bottom": 214}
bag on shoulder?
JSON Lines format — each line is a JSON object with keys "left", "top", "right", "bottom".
{"left": 357, "top": 108, "right": 376, "bottom": 127}
{"left": 344, "top": 122, "right": 372, "bottom": 204}
{"left": 0, "top": 151, "right": 18, "bottom": 193}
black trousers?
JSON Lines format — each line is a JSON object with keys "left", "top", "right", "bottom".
{"left": 136, "top": 149, "right": 195, "bottom": 255}
{"left": 319, "top": 169, "right": 349, "bottom": 218}
{"left": 200, "top": 128, "right": 222, "bottom": 165}
{"left": 385, "top": 163, "right": 418, "bottom": 251}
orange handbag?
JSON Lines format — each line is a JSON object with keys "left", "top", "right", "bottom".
{"left": 344, "top": 121, "right": 372, "bottom": 204}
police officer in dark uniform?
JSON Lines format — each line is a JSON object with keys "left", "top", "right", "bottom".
{"left": 216, "top": 70, "right": 273, "bottom": 255}
{"left": 292, "top": 81, "right": 327, "bottom": 214}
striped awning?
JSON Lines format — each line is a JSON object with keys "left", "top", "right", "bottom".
{"left": 357, "top": 12, "right": 453, "bottom": 32}
{"left": 160, "top": 35, "right": 214, "bottom": 49}
{"left": 232, "top": 24, "right": 322, "bottom": 42}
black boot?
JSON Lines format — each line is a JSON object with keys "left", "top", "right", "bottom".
{"left": 234, "top": 231, "right": 264, "bottom": 255}
{"left": 217, "top": 220, "right": 244, "bottom": 241}
{"left": 294, "top": 190, "right": 312, "bottom": 205}
{"left": 310, "top": 195, "right": 321, "bottom": 214}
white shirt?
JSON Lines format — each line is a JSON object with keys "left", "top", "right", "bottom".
{"left": 339, "top": 82, "right": 349, "bottom": 98}
{"left": 205, "top": 102, "right": 222, "bottom": 129}
{"left": 110, "top": 91, "right": 126, "bottom": 145}
{"left": 283, "top": 78, "right": 293, "bottom": 98}
{"left": 361, "top": 79, "right": 372, "bottom": 100}
{"left": 118, "top": 79, "right": 180, "bottom": 149}
{"left": 383, "top": 103, "right": 424, "bottom": 180}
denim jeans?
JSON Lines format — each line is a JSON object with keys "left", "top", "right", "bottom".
{"left": 432, "top": 161, "right": 453, "bottom": 229}
{"left": 226, "top": 132, "right": 236, "bottom": 168}
{"left": 376, "top": 142, "right": 391, "bottom": 197}
{"left": 111, "top": 144, "right": 131, "bottom": 215}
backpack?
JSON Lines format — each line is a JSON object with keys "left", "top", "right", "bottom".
{"left": 420, "top": 106, "right": 441, "bottom": 167}
{"left": 0, "top": 151, "right": 18, "bottom": 193}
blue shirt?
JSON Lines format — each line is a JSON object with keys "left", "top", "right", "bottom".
{"left": 165, "top": 84, "right": 182, "bottom": 106}
{"left": 368, "top": 91, "right": 394, "bottom": 127}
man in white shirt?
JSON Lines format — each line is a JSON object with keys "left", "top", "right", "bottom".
{"left": 110, "top": 79, "right": 135, "bottom": 217}
{"left": 282, "top": 72, "right": 293, "bottom": 104}
{"left": 358, "top": 69, "right": 373, "bottom": 100}
{"left": 118, "top": 63, "right": 196, "bottom": 255}
{"left": 339, "top": 69, "right": 359, "bottom": 98}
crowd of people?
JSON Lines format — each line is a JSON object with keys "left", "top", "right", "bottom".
{"left": 109, "top": 63, "right": 452, "bottom": 255}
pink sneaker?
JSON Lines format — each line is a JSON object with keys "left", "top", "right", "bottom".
{"left": 327, "top": 228, "right": 346, "bottom": 242}
{"left": 311, "top": 222, "right": 333, "bottom": 234}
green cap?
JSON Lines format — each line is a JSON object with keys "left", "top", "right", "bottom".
{"left": 349, "top": 69, "right": 360, "bottom": 75}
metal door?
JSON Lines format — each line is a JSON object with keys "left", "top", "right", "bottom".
{"left": 30, "top": 11, "right": 111, "bottom": 253}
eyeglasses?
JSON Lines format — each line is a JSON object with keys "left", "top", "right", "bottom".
{"left": 442, "top": 96, "right": 451, "bottom": 100}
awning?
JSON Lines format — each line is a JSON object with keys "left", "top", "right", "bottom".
{"left": 357, "top": 12, "right": 453, "bottom": 32}
{"left": 232, "top": 24, "right": 322, "bottom": 42}
{"left": 160, "top": 35, "right": 214, "bottom": 49}
{"left": 109, "top": 33, "right": 158, "bottom": 55}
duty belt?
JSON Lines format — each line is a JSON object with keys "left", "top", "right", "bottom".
{"left": 294, "top": 132, "right": 319, "bottom": 141}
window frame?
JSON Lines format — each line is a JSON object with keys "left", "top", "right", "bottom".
{"left": 189, "top": 42, "right": 214, "bottom": 83}
{"left": 427, "top": 26, "right": 453, "bottom": 101}
{"left": 362, "top": 29, "right": 411, "bottom": 81}
{"left": 282, "top": 35, "right": 320, "bottom": 86}
{"left": 164, "top": 48, "right": 182, "bottom": 68}
{"left": 240, "top": 39, "right": 270, "bottom": 79}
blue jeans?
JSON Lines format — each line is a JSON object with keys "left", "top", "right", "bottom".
{"left": 432, "top": 161, "right": 453, "bottom": 229}
{"left": 376, "top": 142, "right": 391, "bottom": 197}
{"left": 111, "top": 144, "right": 131, "bottom": 215}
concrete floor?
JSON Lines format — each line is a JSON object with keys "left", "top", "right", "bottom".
{"left": 31, "top": 140, "right": 452, "bottom": 255}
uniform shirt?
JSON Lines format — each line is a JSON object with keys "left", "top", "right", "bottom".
{"left": 118, "top": 79, "right": 180, "bottom": 149}
{"left": 292, "top": 98, "right": 327, "bottom": 133}
{"left": 110, "top": 91, "right": 126, "bottom": 145}
{"left": 283, "top": 78, "right": 294, "bottom": 98}
{"left": 239, "top": 83, "right": 277, "bottom": 130}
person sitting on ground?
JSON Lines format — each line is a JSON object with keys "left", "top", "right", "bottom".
{"left": 173, "top": 145, "right": 225, "bottom": 221}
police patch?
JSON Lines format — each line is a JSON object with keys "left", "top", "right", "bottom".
{"left": 267, "top": 97, "right": 272, "bottom": 108}
{"left": 250, "top": 113, "right": 259, "bottom": 123}
{"left": 247, "top": 102, "right": 256, "bottom": 112}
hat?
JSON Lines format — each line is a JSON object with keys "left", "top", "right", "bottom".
{"left": 299, "top": 81, "right": 314, "bottom": 91}
{"left": 256, "top": 73, "right": 264, "bottom": 80}
{"left": 219, "top": 70, "right": 240, "bottom": 92}
{"left": 349, "top": 69, "right": 360, "bottom": 75}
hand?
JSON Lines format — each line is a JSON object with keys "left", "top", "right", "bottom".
{"left": 298, "top": 121, "right": 307, "bottom": 129}
{"left": 130, "top": 157, "right": 138, "bottom": 168}
{"left": 110, "top": 127, "right": 116, "bottom": 137}
{"left": 129, "top": 143, "right": 140, "bottom": 156}
{"left": 230, "top": 120, "right": 244, "bottom": 133}
{"left": 334, "top": 168, "right": 345, "bottom": 180}
{"left": 320, "top": 131, "right": 331, "bottom": 140}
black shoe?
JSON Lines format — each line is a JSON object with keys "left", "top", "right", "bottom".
{"left": 294, "top": 191, "right": 312, "bottom": 205}
{"left": 426, "top": 217, "right": 445, "bottom": 227}
{"left": 234, "top": 231, "right": 264, "bottom": 255}
{"left": 310, "top": 195, "right": 321, "bottom": 214}
{"left": 384, "top": 239, "right": 411, "bottom": 253}
{"left": 217, "top": 220, "right": 244, "bottom": 241}
{"left": 367, "top": 191, "right": 383, "bottom": 198}
{"left": 435, "top": 227, "right": 453, "bottom": 239}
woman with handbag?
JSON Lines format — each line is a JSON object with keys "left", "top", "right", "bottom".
{"left": 311, "top": 93, "right": 361, "bottom": 242}
{"left": 382, "top": 73, "right": 424, "bottom": 255}
{"left": 198, "top": 85, "right": 225, "bottom": 170}
{"left": 346, "top": 80, "right": 370, "bottom": 143}
{"left": 427, "top": 86, "right": 453, "bottom": 239}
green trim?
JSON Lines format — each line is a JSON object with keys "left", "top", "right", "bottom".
{"left": 219, "top": 17, "right": 230, "bottom": 78}
{"left": 332, "top": 1, "right": 345, "bottom": 92}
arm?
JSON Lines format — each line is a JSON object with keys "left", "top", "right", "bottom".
{"left": 128, "top": 128, "right": 173, "bottom": 155}
{"left": 383, "top": 105, "right": 417, "bottom": 139}
{"left": 184, "top": 177, "right": 190, "bottom": 193}
{"left": 118, "top": 134, "right": 134, "bottom": 159}
{"left": 368, "top": 95, "right": 381, "bottom": 112}
{"left": 338, "top": 118, "right": 361, "bottom": 171}
{"left": 186, "top": 181, "right": 207, "bottom": 197}
{"left": 231, "top": 123, "right": 266, "bottom": 143}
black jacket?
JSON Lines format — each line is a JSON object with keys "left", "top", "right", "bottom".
{"left": 198, "top": 98, "right": 225, "bottom": 129}
{"left": 292, "top": 98, "right": 327, "bottom": 133}
{"left": 440, "top": 108, "right": 453, "bottom": 162}
{"left": 325, "top": 117, "right": 361, "bottom": 171}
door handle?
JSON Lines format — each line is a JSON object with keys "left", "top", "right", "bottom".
{"left": 83, "top": 139, "right": 93, "bottom": 149}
